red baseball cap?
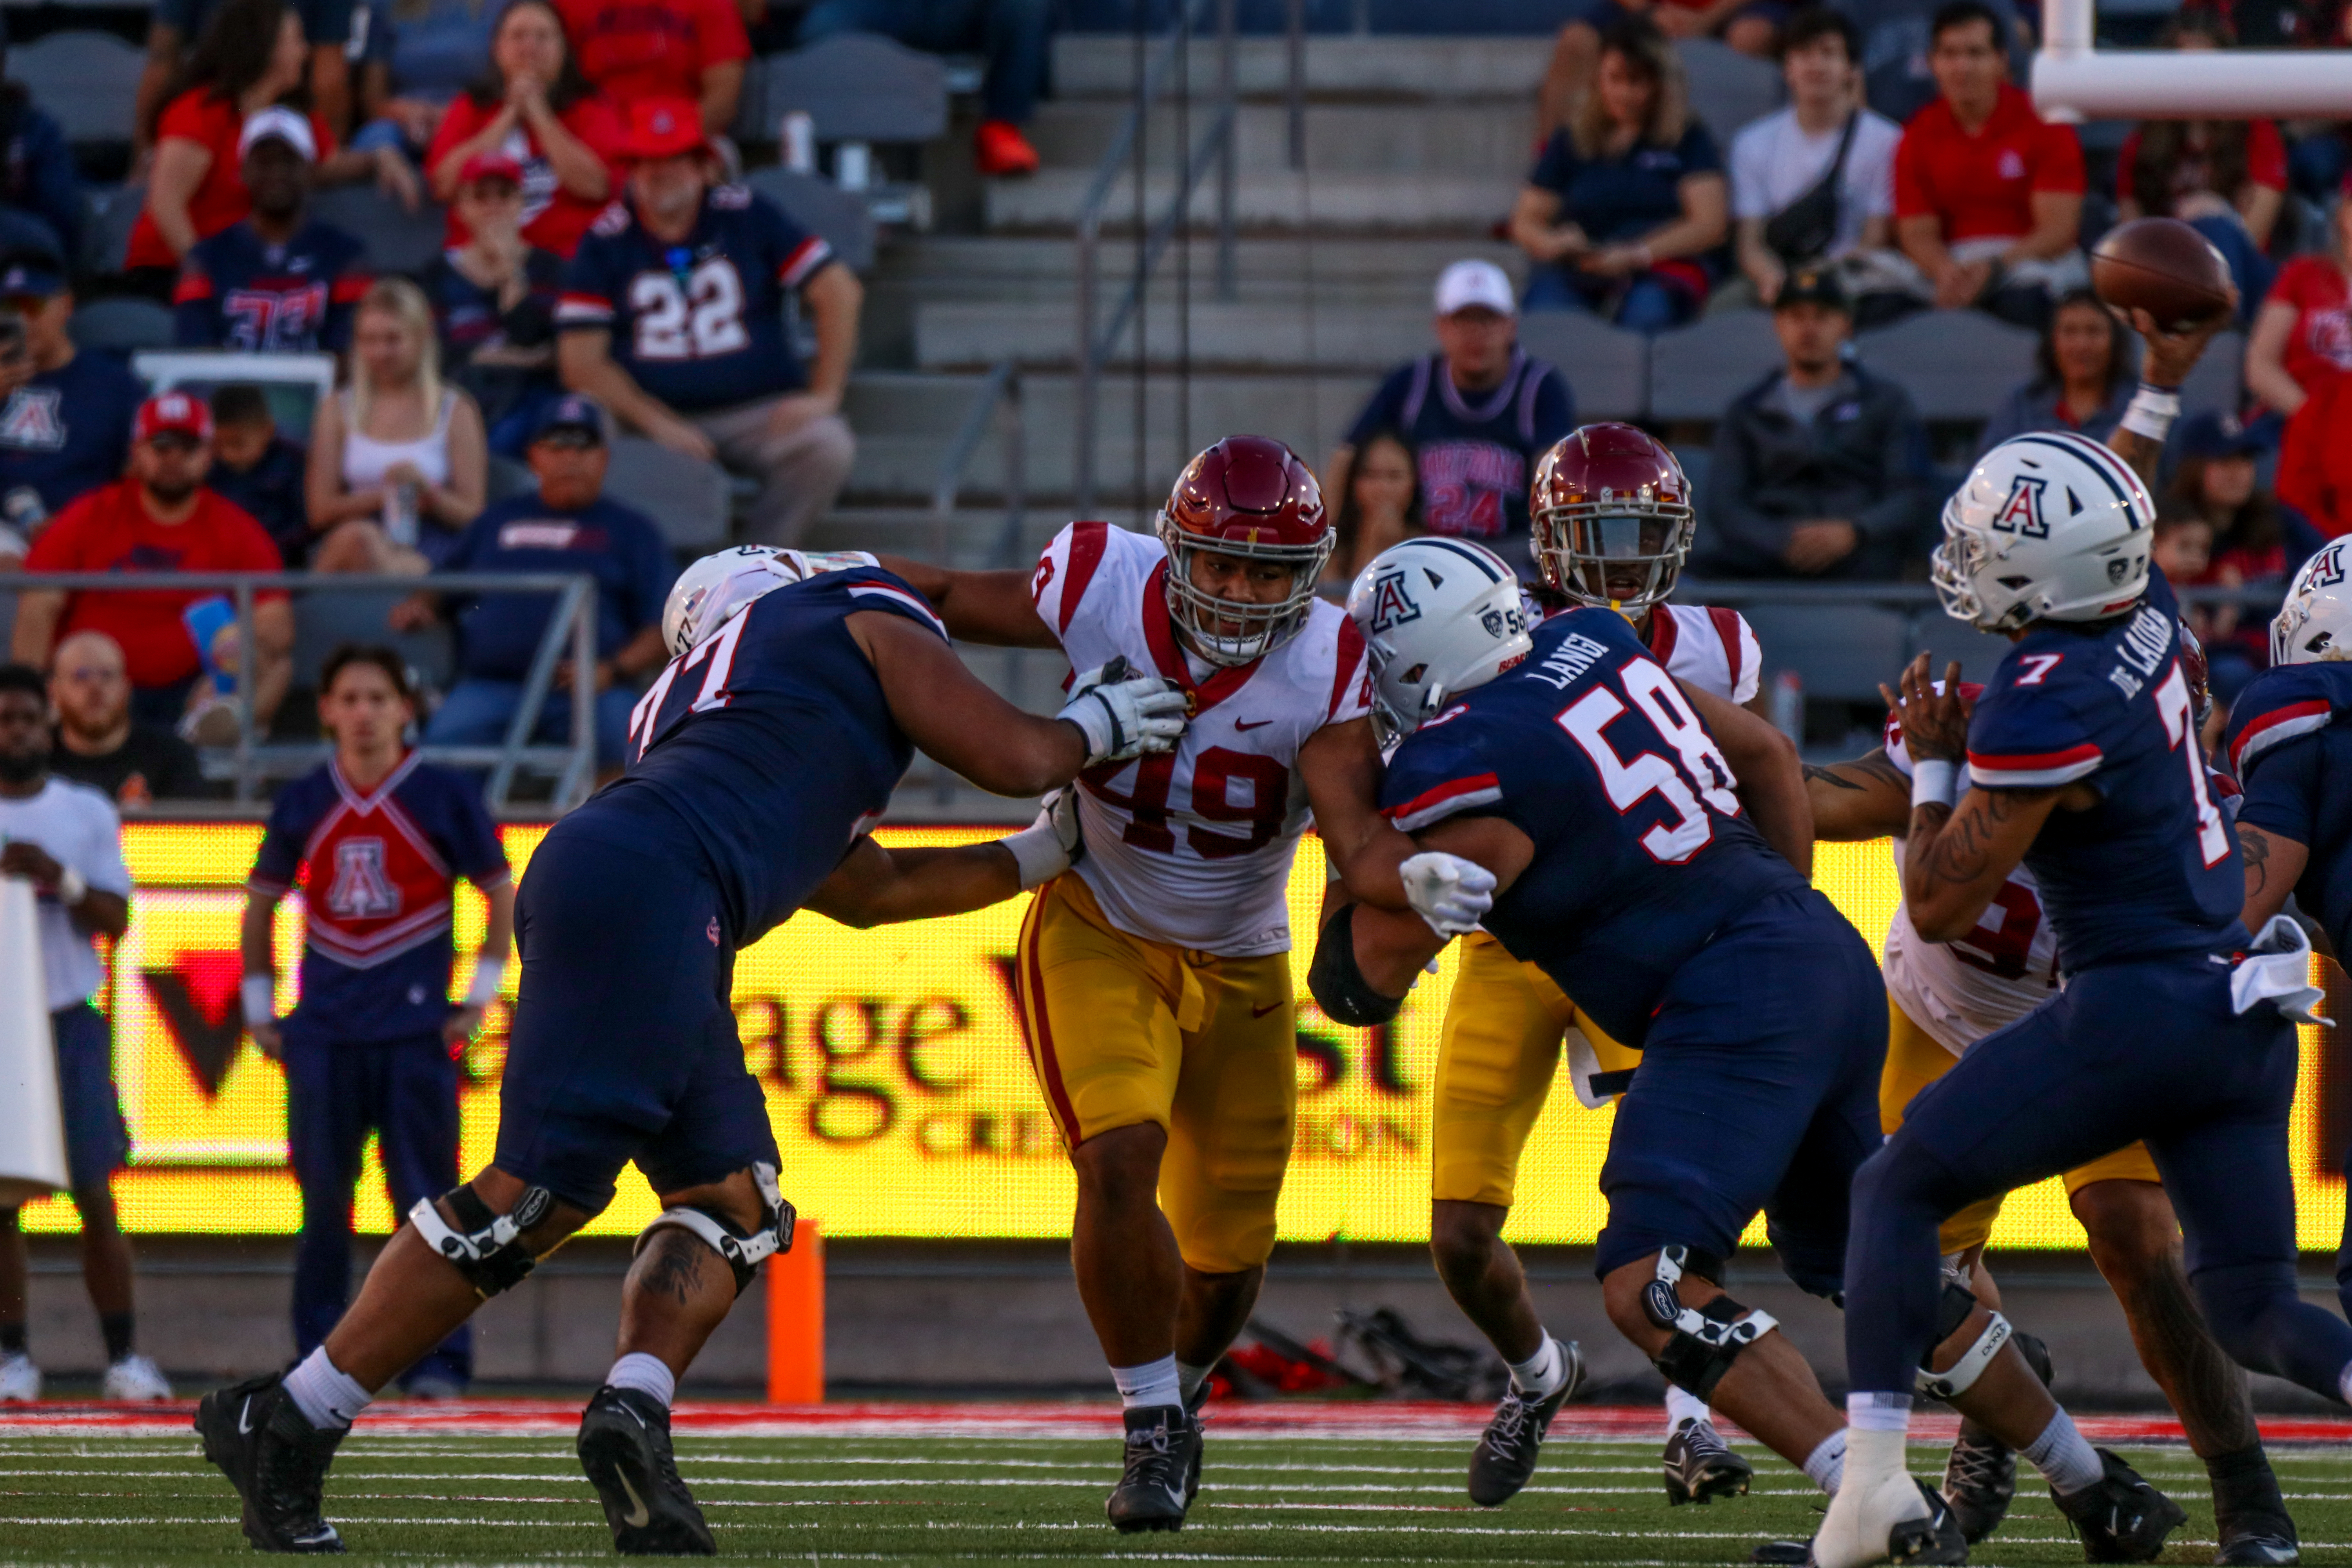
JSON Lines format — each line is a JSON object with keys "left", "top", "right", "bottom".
{"left": 620, "top": 98, "right": 713, "bottom": 162}
{"left": 136, "top": 390, "right": 213, "bottom": 444}
{"left": 458, "top": 150, "right": 525, "bottom": 186}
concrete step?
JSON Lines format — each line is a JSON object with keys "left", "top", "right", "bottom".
{"left": 1024, "top": 98, "right": 1537, "bottom": 176}
{"left": 1051, "top": 33, "right": 1550, "bottom": 99}
{"left": 913, "top": 298, "right": 1440, "bottom": 370}
{"left": 984, "top": 168, "right": 1517, "bottom": 232}
{"left": 869, "top": 233, "right": 1522, "bottom": 288}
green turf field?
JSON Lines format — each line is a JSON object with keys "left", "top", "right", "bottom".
{"left": 2, "top": 1429, "right": 2347, "bottom": 1565}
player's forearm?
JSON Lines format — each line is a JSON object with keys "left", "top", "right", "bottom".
{"left": 1901, "top": 786, "right": 2056, "bottom": 941}
{"left": 238, "top": 897, "right": 278, "bottom": 977}
{"left": 2105, "top": 424, "right": 2164, "bottom": 495}
{"left": 2236, "top": 821, "right": 2307, "bottom": 933}
{"left": 1318, "top": 898, "right": 1443, "bottom": 1008}
{"left": 480, "top": 880, "right": 516, "bottom": 960}
{"left": 806, "top": 842, "right": 1023, "bottom": 929}
{"left": 1803, "top": 751, "right": 1913, "bottom": 841}
{"left": 871, "top": 554, "right": 1056, "bottom": 647}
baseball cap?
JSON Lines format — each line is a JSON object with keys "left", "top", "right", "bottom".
{"left": 1775, "top": 266, "right": 1851, "bottom": 313}
{"left": 0, "top": 248, "right": 65, "bottom": 299}
{"left": 2178, "top": 409, "right": 2268, "bottom": 460}
{"left": 620, "top": 98, "right": 712, "bottom": 162}
{"left": 238, "top": 105, "right": 318, "bottom": 163}
{"left": 532, "top": 393, "right": 608, "bottom": 446}
{"left": 1434, "top": 259, "right": 1516, "bottom": 318}
{"left": 136, "top": 390, "right": 214, "bottom": 444}
{"left": 459, "top": 150, "right": 525, "bottom": 187}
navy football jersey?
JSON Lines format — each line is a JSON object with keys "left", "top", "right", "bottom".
{"left": 2226, "top": 660, "right": 2352, "bottom": 956}
{"left": 1964, "top": 571, "right": 2246, "bottom": 969}
{"left": 174, "top": 219, "right": 370, "bottom": 353}
{"left": 1345, "top": 350, "right": 1575, "bottom": 550}
{"left": 247, "top": 752, "right": 510, "bottom": 1046}
{"left": 1379, "top": 606, "right": 1806, "bottom": 1046}
{"left": 0, "top": 351, "right": 141, "bottom": 519}
{"left": 555, "top": 185, "right": 833, "bottom": 413}
{"left": 609, "top": 566, "right": 943, "bottom": 944}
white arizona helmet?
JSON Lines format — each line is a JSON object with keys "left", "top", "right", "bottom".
{"left": 662, "top": 546, "right": 879, "bottom": 655}
{"left": 1346, "top": 537, "right": 1533, "bottom": 742}
{"left": 2271, "top": 537, "right": 2352, "bottom": 665}
{"left": 1932, "top": 431, "right": 2155, "bottom": 633}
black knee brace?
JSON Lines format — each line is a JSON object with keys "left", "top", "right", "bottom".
{"left": 1307, "top": 904, "right": 1405, "bottom": 1027}
{"left": 408, "top": 1183, "right": 554, "bottom": 1299}
{"left": 1641, "top": 1245, "right": 1779, "bottom": 1401}
{"left": 1917, "top": 1272, "right": 2011, "bottom": 1400}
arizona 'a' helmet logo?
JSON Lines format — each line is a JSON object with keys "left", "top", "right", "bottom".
{"left": 2315, "top": 541, "right": 2349, "bottom": 589}
{"left": 1366, "top": 570, "right": 1421, "bottom": 632}
{"left": 1991, "top": 474, "right": 2052, "bottom": 539}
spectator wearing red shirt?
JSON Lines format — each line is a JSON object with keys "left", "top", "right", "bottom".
{"left": 2247, "top": 191, "right": 2352, "bottom": 416}
{"left": 126, "top": 0, "right": 417, "bottom": 292}
{"left": 1892, "top": 0, "right": 2086, "bottom": 328}
{"left": 2114, "top": 13, "right": 2283, "bottom": 321}
{"left": 2277, "top": 363, "right": 2352, "bottom": 541}
{"left": 426, "top": 0, "right": 623, "bottom": 258}
{"left": 554, "top": 0, "right": 748, "bottom": 135}
{"left": 11, "top": 394, "right": 294, "bottom": 735}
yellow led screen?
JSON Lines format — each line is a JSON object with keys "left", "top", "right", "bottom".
{"left": 17, "top": 824, "right": 2345, "bottom": 1252}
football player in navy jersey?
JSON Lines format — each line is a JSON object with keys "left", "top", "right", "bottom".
{"left": 238, "top": 646, "right": 512, "bottom": 1401}
{"left": 1313, "top": 536, "right": 2104, "bottom": 1547}
{"left": 1815, "top": 426, "right": 2352, "bottom": 1568}
{"left": 195, "top": 546, "right": 1190, "bottom": 1556}
{"left": 173, "top": 108, "right": 369, "bottom": 354}
{"left": 556, "top": 96, "right": 860, "bottom": 546}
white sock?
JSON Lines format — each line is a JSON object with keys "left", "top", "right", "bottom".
{"left": 1664, "top": 1384, "right": 1711, "bottom": 1431}
{"left": 607, "top": 1352, "right": 677, "bottom": 1410}
{"left": 2021, "top": 1407, "right": 2103, "bottom": 1496}
{"left": 283, "top": 1348, "right": 372, "bottom": 1431}
{"left": 1804, "top": 1429, "right": 1846, "bottom": 1495}
{"left": 1846, "top": 1390, "right": 1913, "bottom": 1434}
{"left": 1843, "top": 1423, "right": 1909, "bottom": 1498}
{"left": 1111, "top": 1354, "right": 1181, "bottom": 1411}
{"left": 1508, "top": 1335, "right": 1568, "bottom": 1399}
{"left": 1176, "top": 1359, "right": 1214, "bottom": 1404}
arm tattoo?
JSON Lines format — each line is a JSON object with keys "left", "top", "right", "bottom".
{"left": 1805, "top": 749, "right": 1907, "bottom": 792}
{"left": 2238, "top": 822, "right": 2272, "bottom": 897}
{"left": 1804, "top": 763, "right": 1864, "bottom": 791}
{"left": 2105, "top": 427, "right": 2162, "bottom": 494}
{"left": 1916, "top": 788, "right": 2052, "bottom": 891}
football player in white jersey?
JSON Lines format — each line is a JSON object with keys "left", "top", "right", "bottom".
{"left": 1802, "top": 629, "right": 2296, "bottom": 1564}
{"left": 880, "top": 436, "right": 1415, "bottom": 1533}
{"left": 1427, "top": 423, "right": 1773, "bottom": 1509}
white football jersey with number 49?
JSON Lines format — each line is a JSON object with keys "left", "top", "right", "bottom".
{"left": 1029, "top": 521, "right": 1372, "bottom": 958}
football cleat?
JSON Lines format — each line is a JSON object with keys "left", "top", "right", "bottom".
{"left": 1940, "top": 1421, "right": 2016, "bottom": 1543}
{"left": 1182, "top": 1382, "right": 1209, "bottom": 1506}
{"left": 577, "top": 1385, "right": 715, "bottom": 1555}
{"left": 1814, "top": 1475, "right": 1968, "bottom": 1568}
{"left": 194, "top": 1373, "right": 347, "bottom": 1553}
{"left": 103, "top": 1353, "right": 173, "bottom": 1402}
{"left": 2051, "top": 1449, "right": 2188, "bottom": 1564}
{"left": 1106, "top": 1405, "right": 1200, "bottom": 1533}
{"left": 0, "top": 1351, "right": 41, "bottom": 1402}
{"left": 1664, "top": 1415, "right": 1754, "bottom": 1506}
{"left": 2215, "top": 1528, "right": 2301, "bottom": 1567}
{"left": 1467, "top": 1339, "right": 1584, "bottom": 1506}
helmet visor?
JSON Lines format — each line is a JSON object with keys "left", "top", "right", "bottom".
{"left": 1160, "top": 524, "right": 1333, "bottom": 666}
{"left": 1539, "top": 504, "right": 1689, "bottom": 610}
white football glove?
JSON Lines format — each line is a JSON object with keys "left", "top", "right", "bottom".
{"left": 999, "top": 788, "right": 1084, "bottom": 889}
{"left": 1057, "top": 656, "right": 1189, "bottom": 766}
{"left": 1399, "top": 851, "right": 1496, "bottom": 939}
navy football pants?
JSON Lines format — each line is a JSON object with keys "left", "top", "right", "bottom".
{"left": 1595, "top": 887, "right": 1888, "bottom": 1297}
{"left": 285, "top": 1030, "right": 471, "bottom": 1389}
{"left": 1845, "top": 956, "right": 2352, "bottom": 1403}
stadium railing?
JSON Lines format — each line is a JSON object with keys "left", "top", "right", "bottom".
{"left": 2, "top": 570, "right": 601, "bottom": 811}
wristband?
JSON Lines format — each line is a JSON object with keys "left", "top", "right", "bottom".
{"left": 463, "top": 955, "right": 507, "bottom": 1008}
{"left": 1911, "top": 759, "right": 1960, "bottom": 811}
{"left": 55, "top": 866, "right": 87, "bottom": 904}
{"left": 999, "top": 820, "right": 1071, "bottom": 889}
{"left": 240, "top": 974, "right": 276, "bottom": 1025}
{"left": 2120, "top": 380, "right": 2181, "bottom": 442}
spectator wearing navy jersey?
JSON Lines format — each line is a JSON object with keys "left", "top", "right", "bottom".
{"left": 1510, "top": 18, "right": 1727, "bottom": 330}
{"left": 240, "top": 644, "right": 514, "bottom": 1397}
{"left": 557, "top": 97, "right": 863, "bottom": 547}
{"left": 174, "top": 109, "right": 371, "bottom": 354}
{"left": 421, "top": 153, "right": 566, "bottom": 454}
{"left": 1696, "top": 266, "right": 1933, "bottom": 579}
{"left": 0, "top": 249, "right": 141, "bottom": 536}
{"left": 391, "top": 394, "right": 671, "bottom": 766}
{"left": 206, "top": 384, "right": 313, "bottom": 567}
{"left": 1327, "top": 260, "right": 1574, "bottom": 580}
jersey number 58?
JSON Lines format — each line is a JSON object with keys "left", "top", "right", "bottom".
{"left": 1557, "top": 659, "right": 1741, "bottom": 864}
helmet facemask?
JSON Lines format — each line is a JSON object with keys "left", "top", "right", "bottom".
{"left": 1536, "top": 499, "right": 1691, "bottom": 612}
{"left": 1156, "top": 514, "right": 1334, "bottom": 667}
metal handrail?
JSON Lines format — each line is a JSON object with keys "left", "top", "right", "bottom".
{"left": 1073, "top": 0, "right": 1239, "bottom": 515}
{"left": 3, "top": 570, "right": 600, "bottom": 811}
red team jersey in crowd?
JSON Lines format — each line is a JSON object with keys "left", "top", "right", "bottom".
{"left": 426, "top": 92, "right": 629, "bottom": 258}
{"left": 126, "top": 94, "right": 339, "bottom": 272}
{"left": 24, "top": 481, "right": 285, "bottom": 687}
{"left": 554, "top": 0, "right": 749, "bottom": 110}
{"left": 1893, "top": 82, "right": 2084, "bottom": 243}
{"left": 2265, "top": 254, "right": 2352, "bottom": 398}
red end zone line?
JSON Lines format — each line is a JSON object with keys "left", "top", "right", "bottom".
{"left": 2, "top": 1401, "right": 2348, "bottom": 1445}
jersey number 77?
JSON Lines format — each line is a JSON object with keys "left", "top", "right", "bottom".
{"left": 1557, "top": 657, "right": 1740, "bottom": 864}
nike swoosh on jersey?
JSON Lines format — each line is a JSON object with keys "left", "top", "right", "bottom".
{"left": 1250, "top": 1001, "right": 1283, "bottom": 1017}
{"left": 1234, "top": 717, "right": 1273, "bottom": 731}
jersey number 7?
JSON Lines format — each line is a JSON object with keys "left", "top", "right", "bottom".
{"left": 2154, "top": 659, "right": 2230, "bottom": 869}
{"left": 1557, "top": 658, "right": 1741, "bottom": 864}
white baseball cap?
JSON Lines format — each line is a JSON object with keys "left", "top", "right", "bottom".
{"left": 1434, "top": 259, "right": 1516, "bottom": 318}
{"left": 238, "top": 106, "right": 317, "bottom": 163}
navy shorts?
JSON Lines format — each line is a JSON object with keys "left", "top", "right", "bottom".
{"left": 1594, "top": 887, "right": 1886, "bottom": 1296}
{"left": 52, "top": 1002, "right": 129, "bottom": 1193}
{"left": 493, "top": 799, "right": 779, "bottom": 1214}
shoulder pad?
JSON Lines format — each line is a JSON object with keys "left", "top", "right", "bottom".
{"left": 2226, "top": 662, "right": 2352, "bottom": 776}
{"left": 710, "top": 183, "right": 753, "bottom": 209}
{"left": 588, "top": 201, "right": 632, "bottom": 238}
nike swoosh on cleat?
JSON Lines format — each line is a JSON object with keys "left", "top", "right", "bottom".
{"left": 238, "top": 1398, "right": 255, "bottom": 1435}
{"left": 616, "top": 1471, "right": 652, "bottom": 1529}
